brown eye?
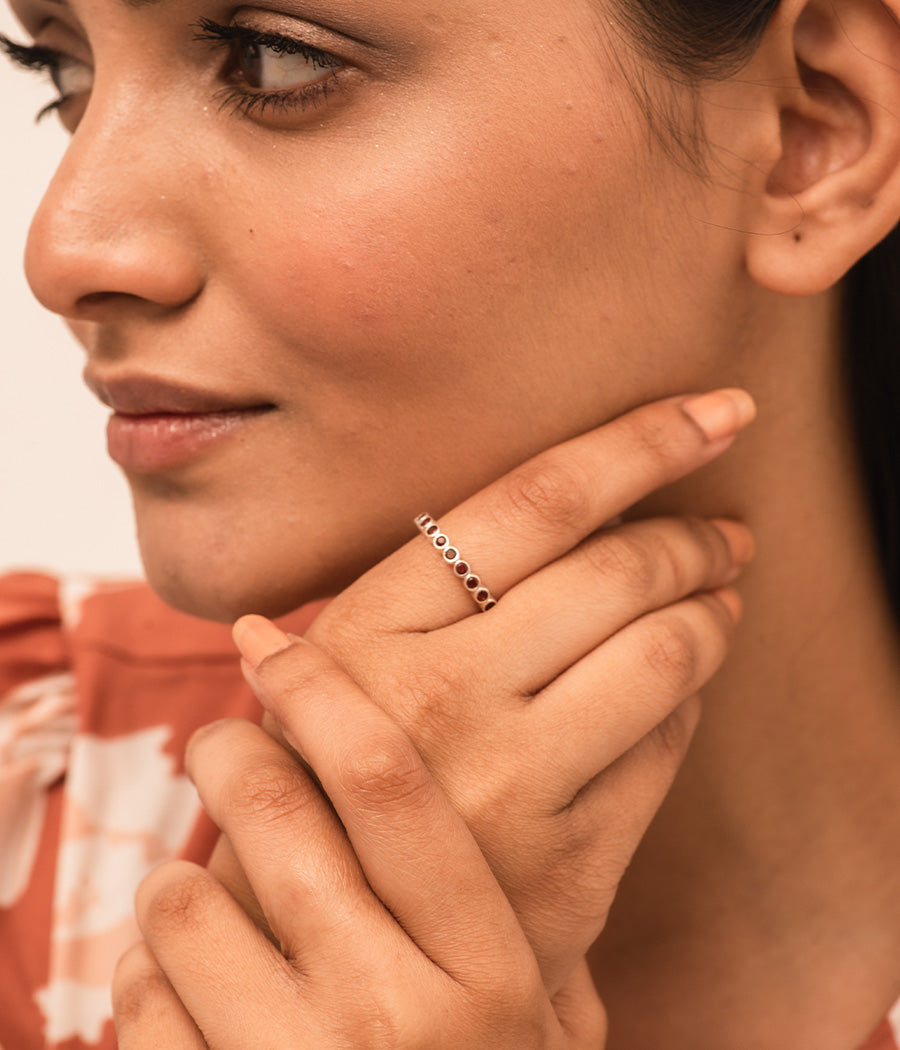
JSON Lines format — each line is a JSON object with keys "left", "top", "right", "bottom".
{"left": 230, "top": 36, "right": 339, "bottom": 91}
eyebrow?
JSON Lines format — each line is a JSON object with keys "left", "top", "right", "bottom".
{"left": 45, "top": 0, "right": 165, "bottom": 7}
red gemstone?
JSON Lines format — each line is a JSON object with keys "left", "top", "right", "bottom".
{"left": 444, "top": 548, "right": 459, "bottom": 561}
{"left": 476, "top": 589, "right": 490, "bottom": 603}
{"left": 465, "top": 576, "right": 480, "bottom": 590}
{"left": 455, "top": 563, "right": 469, "bottom": 576}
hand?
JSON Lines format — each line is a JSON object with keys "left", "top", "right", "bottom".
{"left": 113, "top": 390, "right": 751, "bottom": 1045}
{"left": 114, "top": 389, "right": 755, "bottom": 1045}
{"left": 216, "top": 388, "right": 756, "bottom": 988}
{"left": 114, "top": 646, "right": 608, "bottom": 1049}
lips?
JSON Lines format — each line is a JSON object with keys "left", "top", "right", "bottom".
{"left": 84, "top": 371, "right": 274, "bottom": 415}
{"left": 84, "top": 371, "right": 276, "bottom": 473}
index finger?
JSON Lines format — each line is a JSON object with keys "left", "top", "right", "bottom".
{"left": 320, "top": 389, "right": 755, "bottom": 631}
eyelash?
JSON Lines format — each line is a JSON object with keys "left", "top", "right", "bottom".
{"left": 0, "top": 19, "right": 346, "bottom": 125}
{"left": 0, "top": 35, "right": 76, "bottom": 122}
{"left": 192, "top": 18, "right": 345, "bottom": 119}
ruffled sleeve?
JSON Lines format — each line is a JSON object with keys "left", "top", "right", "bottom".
{"left": 0, "top": 573, "right": 73, "bottom": 909}
{"left": 0, "top": 573, "right": 77, "bottom": 1049}
{"left": 0, "top": 571, "right": 327, "bottom": 1049}
{"left": 0, "top": 572, "right": 69, "bottom": 699}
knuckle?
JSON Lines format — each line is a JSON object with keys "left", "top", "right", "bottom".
{"left": 657, "top": 530, "right": 691, "bottom": 594}
{"left": 347, "top": 990, "right": 406, "bottom": 1047}
{"left": 112, "top": 942, "right": 169, "bottom": 1029}
{"left": 337, "top": 731, "right": 430, "bottom": 811}
{"left": 585, "top": 531, "right": 658, "bottom": 594}
{"left": 308, "top": 600, "right": 378, "bottom": 658}
{"left": 695, "top": 592, "right": 738, "bottom": 653}
{"left": 452, "top": 783, "right": 519, "bottom": 854}
{"left": 641, "top": 616, "right": 700, "bottom": 691}
{"left": 483, "top": 978, "right": 553, "bottom": 1042}
{"left": 139, "top": 862, "right": 214, "bottom": 936}
{"left": 625, "top": 409, "right": 681, "bottom": 470}
{"left": 504, "top": 455, "right": 591, "bottom": 534}
{"left": 668, "top": 516, "right": 713, "bottom": 583}
{"left": 646, "top": 695, "right": 702, "bottom": 761}
{"left": 679, "top": 515, "right": 730, "bottom": 583}
{"left": 222, "top": 759, "right": 309, "bottom": 827}
{"left": 396, "top": 663, "right": 474, "bottom": 736}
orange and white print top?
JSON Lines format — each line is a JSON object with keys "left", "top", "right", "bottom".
{"left": 0, "top": 571, "right": 898, "bottom": 1050}
{"left": 0, "top": 572, "right": 323, "bottom": 1049}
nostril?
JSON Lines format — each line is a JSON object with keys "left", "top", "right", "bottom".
{"left": 69, "top": 285, "right": 205, "bottom": 322}
{"left": 73, "top": 289, "right": 133, "bottom": 320}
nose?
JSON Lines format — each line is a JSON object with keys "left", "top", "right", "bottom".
{"left": 25, "top": 108, "right": 206, "bottom": 322}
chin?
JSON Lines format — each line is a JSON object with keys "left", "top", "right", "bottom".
{"left": 145, "top": 571, "right": 312, "bottom": 624}
{"left": 139, "top": 544, "right": 338, "bottom": 623}
{"left": 132, "top": 505, "right": 406, "bottom": 625}
{"left": 125, "top": 457, "right": 455, "bottom": 624}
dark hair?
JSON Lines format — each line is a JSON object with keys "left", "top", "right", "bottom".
{"left": 621, "top": 0, "right": 900, "bottom": 623}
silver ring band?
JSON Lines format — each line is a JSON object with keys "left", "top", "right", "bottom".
{"left": 414, "top": 513, "right": 498, "bottom": 611}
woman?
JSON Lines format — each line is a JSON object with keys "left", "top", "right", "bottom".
{"left": 3, "top": 0, "right": 900, "bottom": 1046}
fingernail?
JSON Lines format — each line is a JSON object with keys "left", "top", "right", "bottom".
{"left": 710, "top": 518, "right": 756, "bottom": 566}
{"left": 681, "top": 389, "right": 757, "bottom": 443}
{"left": 232, "top": 615, "right": 292, "bottom": 670}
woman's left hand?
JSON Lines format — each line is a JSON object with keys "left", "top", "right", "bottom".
{"left": 113, "top": 642, "right": 606, "bottom": 1049}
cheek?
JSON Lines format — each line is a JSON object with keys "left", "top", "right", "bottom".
{"left": 219, "top": 153, "right": 638, "bottom": 411}
{"left": 218, "top": 85, "right": 654, "bottom": 394}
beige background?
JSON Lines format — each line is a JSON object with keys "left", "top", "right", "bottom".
{"left": 1, "top": 6, "right": 142, "bottom": 577}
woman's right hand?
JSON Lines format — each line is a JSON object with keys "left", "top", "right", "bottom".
{"left": 201, "top": 389, "right": 756, "bottom": 996}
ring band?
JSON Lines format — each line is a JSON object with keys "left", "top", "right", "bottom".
{"left": 414, "top": 513, "right": 498, "bottom": 611}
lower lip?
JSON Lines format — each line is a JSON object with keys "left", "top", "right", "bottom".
{"left": 106, "top": 409, "right": 272, "bottom": 473}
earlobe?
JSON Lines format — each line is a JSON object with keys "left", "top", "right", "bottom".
{"left": 744, "top": 0, "right": 900, "bottom": 297}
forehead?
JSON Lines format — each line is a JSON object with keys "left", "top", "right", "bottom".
{"left": 7, "top": 0, "right": 607, "bottom": 33}
{"left": 6, "top": 0, "right": 621, "bottom": 86}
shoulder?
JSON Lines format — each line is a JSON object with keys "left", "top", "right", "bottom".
{"left": 0, "top": 571, "right": 69, "bottom": 698}
{"left": 0, "top": 569, "right": 328, "bottom": 734}
{"left": 0, "top": 569, "right": 238, "bottom": 700}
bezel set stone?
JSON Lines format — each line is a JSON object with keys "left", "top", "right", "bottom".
{"left": 414, "top": 513, "right": 498, "bottom": 612}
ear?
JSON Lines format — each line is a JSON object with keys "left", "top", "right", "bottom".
{"left": 741, "top": 0, "right": 900, "bottom": 296}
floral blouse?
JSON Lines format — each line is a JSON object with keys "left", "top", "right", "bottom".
{"left": 0, "top": 572, "right": 897, "bottom": 1049}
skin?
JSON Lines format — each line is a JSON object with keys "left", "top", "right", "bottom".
{"left": 14, "top": 0, "right": 755, "bottom": 620}
{"left": 120, "top": 394, "right": 753, "bottom": 1046}
{"left": 8, "top": 0, "right": 900, "bottom": 1044}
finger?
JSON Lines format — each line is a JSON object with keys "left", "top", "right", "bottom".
{"left": 515, "top": 691, "right": 704, "bottom": 988}
{"left": 135, "top": 860, "right": 307, "bottom": 1050}
{"left": 530, "top": 589, "right": 738, "bottom": 800}
{"left": 315, "top": 389, "right": 756, "bottom": 632}
{"left": 185, "top": 718, "right": 395, "bottom": 961}
{"left": 235, "top": 620, "right": 539, "bottom": 989}
{"left": 436, "top": 592, "right": 735, "bottom": 988}
{"left": 551, "top": 958, "right": 608, "bottom": 1048}
{"left": 113, "top": 941, "right": 208, "bottom": 1050}
{"left": 205, "top": 836, "right": 273, "bottom": 944}
{"left": 450, "top": 515, "right": 752, "bottom": 696}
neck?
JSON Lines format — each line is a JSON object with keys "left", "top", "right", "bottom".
{"left": 589, "top": 289, "right": 900, "bottom": 1049}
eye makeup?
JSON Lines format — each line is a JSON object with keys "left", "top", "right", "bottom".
{"left": 1, "top": 7, "right": 370, "bottom": 130}
{"left": 192, "top": 16, "right": 346, "bottom": 118}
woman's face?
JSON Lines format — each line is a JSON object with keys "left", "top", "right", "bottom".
{"left": 9, "top": 0, "right": 747, "bottom": 620}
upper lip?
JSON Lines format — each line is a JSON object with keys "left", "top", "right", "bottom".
{"left": 84, "top": 369, "right": 274, "bottom": 416}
